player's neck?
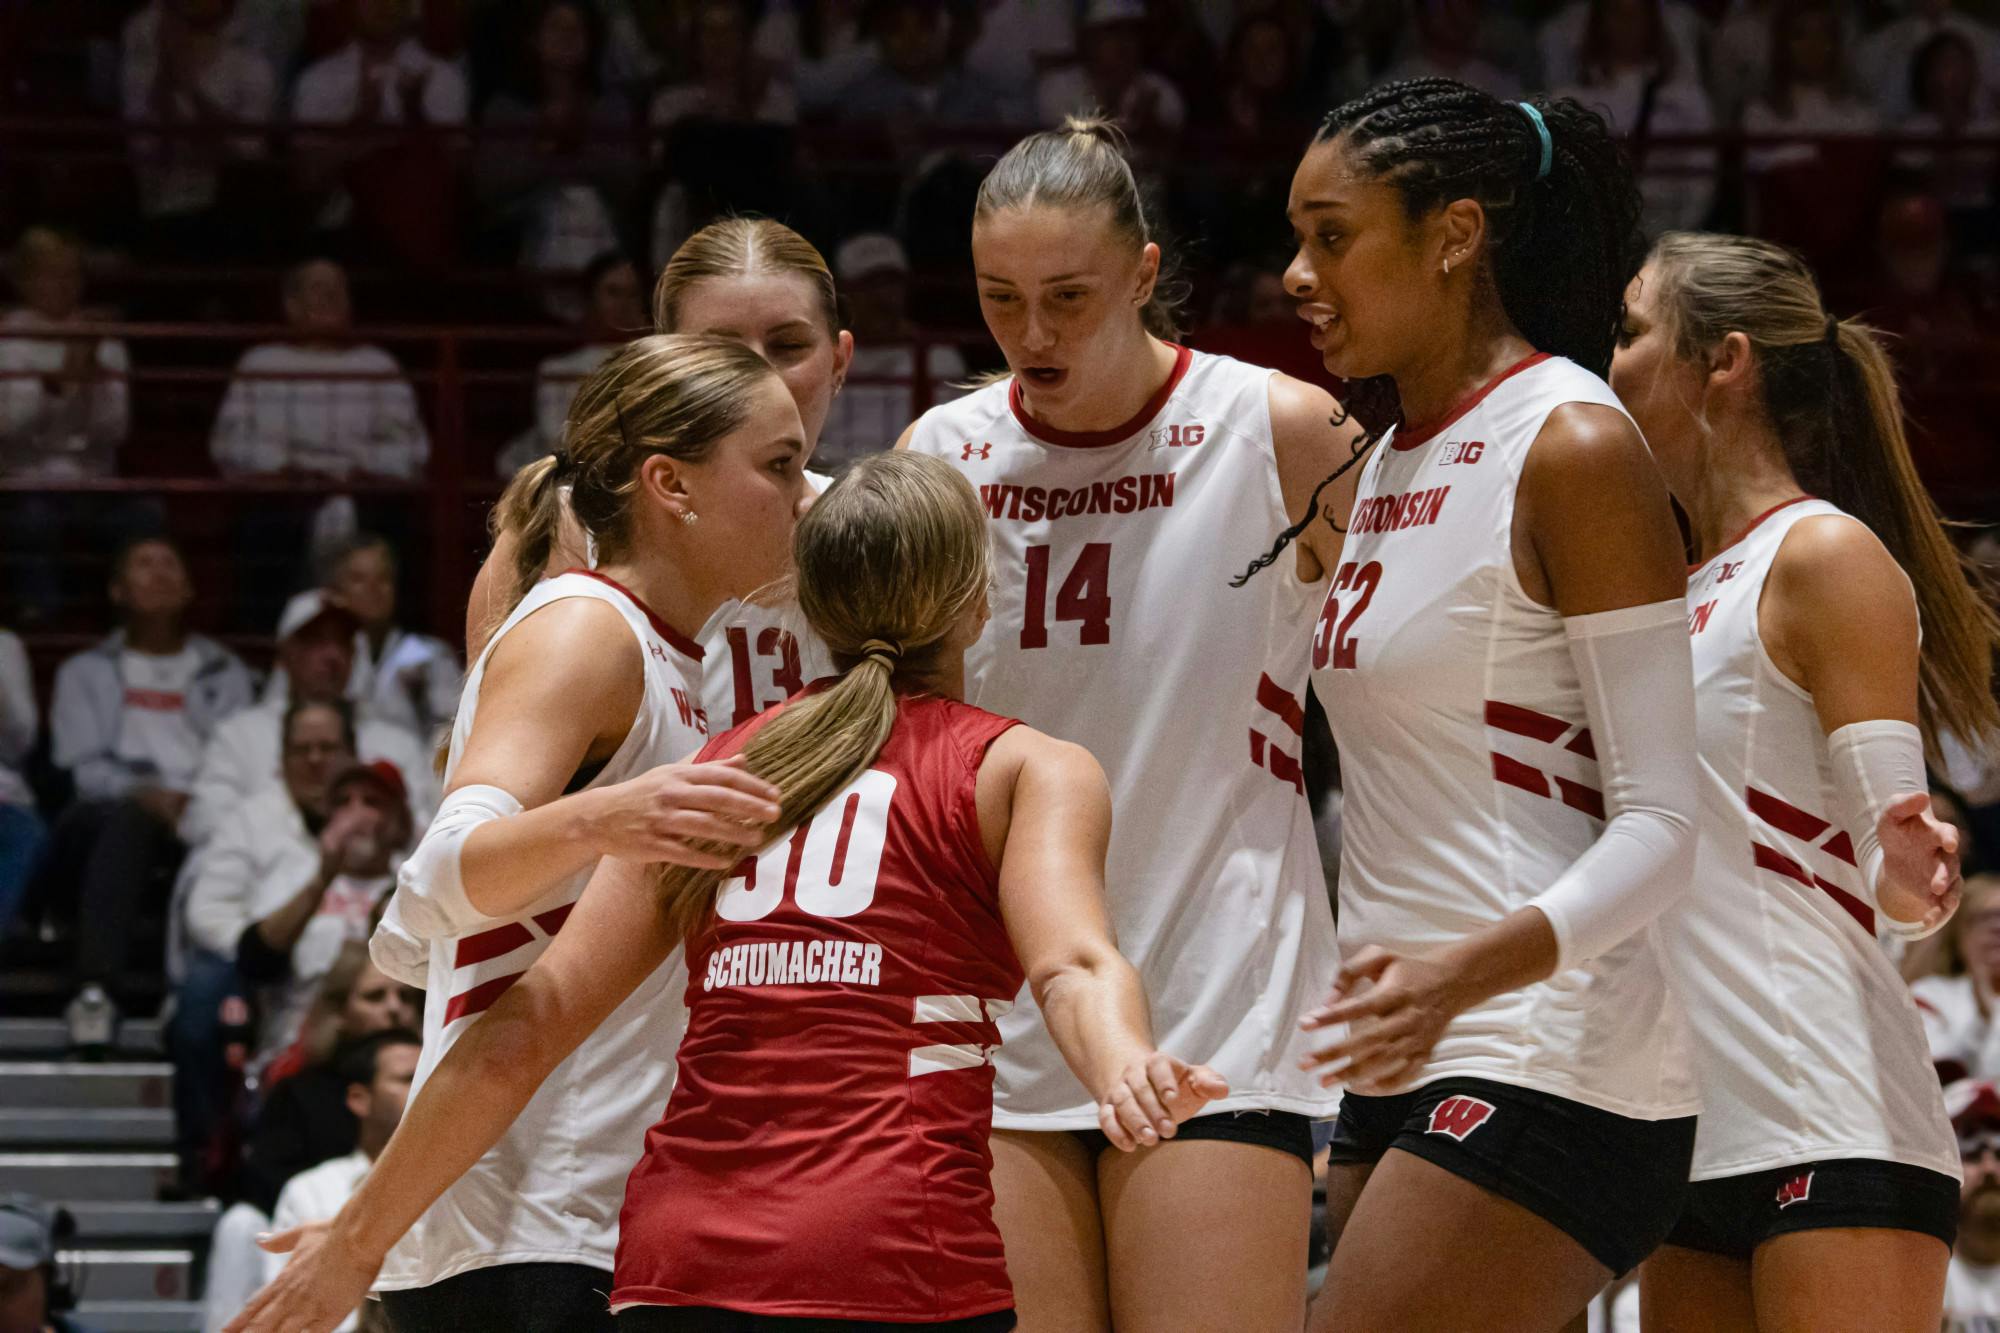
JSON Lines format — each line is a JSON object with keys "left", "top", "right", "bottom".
{"left": 1390, "top": 309, "right": 1533, "bottom": 437}
{"left": 1684, "top": 417, "right": 1804, "bottom": 565}
{"left": 596, "top": 558, "right": 715, "bottom": 651}
{"left": 1019, "top": 334, "right": 1178, "bottom": 436}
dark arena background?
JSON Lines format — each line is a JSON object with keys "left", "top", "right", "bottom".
{"left": 1, "top": 2, "right": 1998, "bottom": 1331}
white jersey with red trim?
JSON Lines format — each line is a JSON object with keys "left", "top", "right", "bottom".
{"left": 699, "top": 470, "right": 840, "bottom": 730}
{"left": 377, "top": 570, "right": 706, "bottom": 1289}
{"left": 1665, "top": 497, "right": 1957, "bottom": 1180}
{"left": 905, "top": 345, "right": 1340, "bottom": 1126}
{"left": 1312, "top": 352, "right": 1697, "bottom": 1118}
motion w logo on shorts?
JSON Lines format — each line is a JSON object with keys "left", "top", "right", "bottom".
{"left": 1775, "top": 1170, "right": 1814, "bottom": 1209}
{"left": 1426, "top": 1095, "right": 1496, "bottom": 1141}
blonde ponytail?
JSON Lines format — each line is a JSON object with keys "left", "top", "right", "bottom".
{"left": 654, "top": 454, "right": 991, "bottom": 939}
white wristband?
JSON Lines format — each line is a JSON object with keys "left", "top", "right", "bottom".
{"left": 1827, "top": 718, "right": 1939, "bottom": 939}
{"left": 393, "top": 783, "right": 526, "bottom": 938}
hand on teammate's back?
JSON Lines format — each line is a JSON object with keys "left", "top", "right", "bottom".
{"left": 585, "top": 755, "right": 782, "bottom": 871}
{"left": 1876, "top": 790, "right": 1964, "bottom": 933}
{"left": 1097, "top": 1053, "right": 1230, "bottom": 1152}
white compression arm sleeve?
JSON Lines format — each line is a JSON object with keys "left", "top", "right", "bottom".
{"left": 1828, "top": 718, "right": 1940, "bottom": 939}
{"left": 368, "top": 892, "right": 429, "bottom": 988}
{"left": 390, "top": 783, "right": 527, "bottom": 939}
{"left": 1528, "top": 600, "right": 1700, "bottom": 971}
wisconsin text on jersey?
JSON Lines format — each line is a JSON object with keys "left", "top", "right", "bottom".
{"left": 703, "top": 938, "right": 885, "bottom": 992}
{"left": 1347, "top": 485, "right": 1450, "bottom": 535}
{"left": 976, "top": 473, "right": 1176, "bottom": 522}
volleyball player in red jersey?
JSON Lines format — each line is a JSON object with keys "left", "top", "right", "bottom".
{"left": 231, "top": 451, "right": 1224, "bottom": 1333}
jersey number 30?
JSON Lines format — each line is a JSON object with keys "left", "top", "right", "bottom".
{"left": 1021, "top": 543, "right": 1112, "bottom": 649}
{"left": 715, "top": 769, "right": 897, "bottom": 922}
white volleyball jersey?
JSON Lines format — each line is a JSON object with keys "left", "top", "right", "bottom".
{"left": 1313, "top": 353, "right": 1696, "bottom": 1118}
{"left": 907, "top": 345, "right": 1339, "bottom": 1126}
{"left": 1666, "top": 496, "right": 1958, "bottom": 1180}
{"left": 377, "top": 570, "right": 706, "bottom": 1289}
{"left": 699, "top": 469, "right": 838, "bottom": 730}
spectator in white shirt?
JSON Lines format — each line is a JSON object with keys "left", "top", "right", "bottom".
{"left": 1914, "top": 875, "right": 2000, "bottom": 1082}
{"left": 0, "top": 628, "right": 42, "bottom": 937}
{"left": 816, "top": 234, "right": 966, "bottom": 473}
{"left": 119, "top": 0, "right": 278, "bottom": 244}
{"left": 273, "top": 534, "right": 460, "bottom": 738}
{"left": 289, "top": 0, "right": 469, "bottom": 233}
{"left": 1857, "top": 0, "right": 2000, "bottom": 124}
{"left": 209, "top": 258, "right": 430, "bottom": 482}
{"left": 1944, "top": 1079, "right": 2000, "bottom": 1331}
{"left": 1744, "top": 0, "right": 1879, "bottom": 173}
{"left": 1549, "top": 0, "right": 1718, "bottom": 234}
{"left": 185, "top": 746, "right": 411, "bottom": 1066}
{"left": 46, "top": 535, "right": 253, "bottom": 1012}
{"left": 1036, "top": 0, "right": 1186, "bottom": 138}
{"left": 179, "top": 591, "right": 436, "bottom": 851}
{"left": 0, "top": 227, "right": 129, "bottom": 480}
{"left": 259, "top": 1028, "right": 420, "bottom": 1333}
{"left": 495, "top": 252, "right": 645, "bottom": 478}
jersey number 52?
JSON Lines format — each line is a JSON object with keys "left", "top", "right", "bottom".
{"left": 1313, "top": 561, "right": 1383, "bottom": 671}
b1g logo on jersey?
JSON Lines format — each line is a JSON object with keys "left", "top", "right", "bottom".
{"left": 1437, "top": 439, "right": 1486, "bottom": 466}
{"left": 1775, "top": 1170, "right": 1814, "bottom": 1209}
{"left": 1149, "top": 422, "right": 1205, "bottom": 450}
{"left": 1426, "top": 1095, "right": 1496, "bottom": 1141}
{"left": 960, "top": 442, "right": 993, "bottom": 462}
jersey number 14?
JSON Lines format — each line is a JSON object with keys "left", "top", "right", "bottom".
{"left": 1021, "top": 543, "right": 1112, "bottom": 649}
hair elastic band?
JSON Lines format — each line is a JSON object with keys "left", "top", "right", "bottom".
{"left": 1824, "top": 314, "right": 1841, "bottom": 344}
{"left": 1514, "top": 102, "right": 1553, "bottom": 181}
{"left": 858, "top": 638, "right": 903, "bottom": 670}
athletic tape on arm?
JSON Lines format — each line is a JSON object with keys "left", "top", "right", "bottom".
{"left": 391, "top": 783, "right": 527, "bottom": 938}
{"left": 1829, "top": 718, "right": 1941, "bottom": 939}
{"left": 1529, "top": 599, "right": 1700, "bottom": 970}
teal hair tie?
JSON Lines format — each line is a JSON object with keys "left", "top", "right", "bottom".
{"left": 1514, "top": 102, "right": 1552, "bottom": 181}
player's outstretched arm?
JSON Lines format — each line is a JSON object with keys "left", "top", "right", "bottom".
{"left": 983, "top": 728, "right": 1228, "bottom": 1151}
{"left": 224, "top": 857, "right": 679, "bottom": 1333}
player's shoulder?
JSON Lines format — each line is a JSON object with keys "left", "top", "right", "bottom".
{"left": 984, "top": 723, "right": 1105, "bottom": 794}
{"left": 904, "top": 376, "right": 1013, "bottom": 451}
{"left": 1769, "top": 507, "right": 1909, "bottom": 613}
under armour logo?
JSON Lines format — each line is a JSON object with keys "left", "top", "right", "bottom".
{"left": 648, "top": 642, "right": 669, "bottom": 662}
{"left": 962, "top": 442, "right": 993, "bottom": 461}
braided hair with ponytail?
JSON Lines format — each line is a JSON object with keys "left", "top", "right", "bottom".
{"left": 1235, "top": 77, "right": 1645, "bottom": 585}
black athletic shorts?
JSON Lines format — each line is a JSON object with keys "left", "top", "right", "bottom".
{"left": 1664, "top": 1158, "right": 1959, "bottom": 1260}
{"left": 616, "top": 1309, "right": 1015, "bottom": 1332}
{"left": 1065, "top": 1107, "right": 1317, "bottom": 1166}
{"left": 1328, "top": 1076, "right": 1696, "bottom": 1276}
{"left": 380, "top": 1262, "right": 614, "bottom": 1332}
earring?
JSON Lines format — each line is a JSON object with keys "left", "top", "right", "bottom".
{"left": 1442, "top": 258, "right": 1453, "bottom": 276}
{"left": 679, "top": 509, "right": 698, "bottom": 526}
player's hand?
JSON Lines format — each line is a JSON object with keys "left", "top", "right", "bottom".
{"left": 585, "top": 755, "right": 782, "bottom": 870}
{"left": 1876, "top": 791, "right": 1963, "bottom": 934}
{"left": 1298, "top": 947, "right": 1465, "bottom": 1095}
{"left": 224, "top": 1221, "right": 380, "bottom": 1333}
{"left": 1096, "top": 1053, "right": 1229, "bottom": 1152}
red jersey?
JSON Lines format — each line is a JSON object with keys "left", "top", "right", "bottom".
{"left": 610, "top": 690, "right": 1026, "bottom": 1322}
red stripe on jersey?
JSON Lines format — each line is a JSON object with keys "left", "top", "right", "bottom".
{"left": 1008, "top": 344, "right": 1193, "bottom": 449}
{"left": 1485, "top": 700, "right": 1570, "bottom": 743}
{"left": 1249, "top": 730, "right": 1267, "bottom": 766}
{"left": 1564, "top": 729, "right": 1597, "bottom": 760}
{"left": 1554, "top": 777, "right": 1606, "bottom": 820}
{"left": 1393, "top": 352, "right": 1551, "bottom": 451}
{"left": 1492, "top": 752, "right": 1550, "bottom": 797}
{"left": 828, "top": 791, "right": 861, "bottom": 886}
{"left": 443, "top": 972, "right": 522, "bottom": 1026}
{"left": 1753, "top": 841, "right": 1814, "bottom": 887}
{"left": 534, "top": 904, "right": 575, "bottom": 937}
{"left": 1814, "top": 875, "right": 1876, "bottom": 934}
{"left": 1268, "top": 744, "right": 1305, "bottom": 795}
{"left": 1256, "top": 673, "right": 1306, "bottom": 736}
{"left": 1747, "top": 787, "right": 1832, "bottom": 842}
{"left": 1689, "top": 496, "right": 1817, "bottom": 576}
{"left": 454, "top": 922, "right": 534, "bottom": 968}
{"left": 1822, "top": 831, "right": 1858, "bottom": 866}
